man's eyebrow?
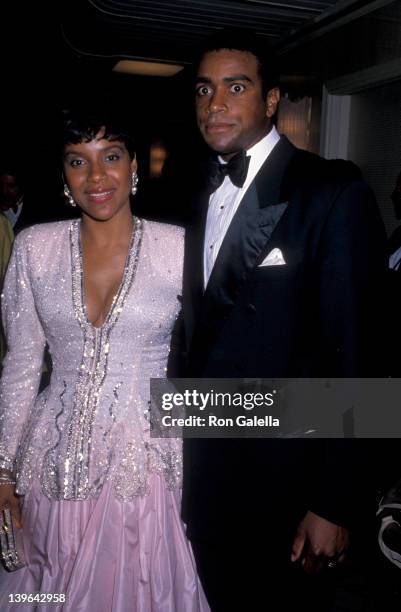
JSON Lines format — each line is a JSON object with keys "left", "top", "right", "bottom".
{"left": 195, "top": 74, "right": 253, "bottom": 84}
{"left": 195, "top": 76, "right": 212, "bottom": 84}
{"left": 223, "top": 75, "right": 252, "bottom": 83}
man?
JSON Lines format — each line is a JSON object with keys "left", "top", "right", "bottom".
{"left": 388, "top": 170, "right": 401, "bottom": 271}
{"left": 0, "top": 168, "right": 24, "bottom": 231}
{"left": 387, "top": 170, "right": 401, "bottom": 378}
{"left": 0, "top": 211, "right": 13, "bottom": 365}
{"left": 180, "top": 29, "right": 387, "bottom": 610}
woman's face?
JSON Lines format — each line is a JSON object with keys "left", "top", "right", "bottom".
{"left": 63, "top": 129, "right": 136, "bottom": 223}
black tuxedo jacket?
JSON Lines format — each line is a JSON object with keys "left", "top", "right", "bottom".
{"left": 180, "top": 136, "right": 387, "bottom": 542}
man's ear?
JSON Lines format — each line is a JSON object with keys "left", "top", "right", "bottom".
{"left": 265, "top": 87, "right": 280, "bottom": 119}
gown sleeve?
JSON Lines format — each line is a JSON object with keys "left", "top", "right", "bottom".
{"left": 0, "top": 230, "right": 46, "bottom": 472}
{"left": 0, "top": 214, "right": 14, "bottom": 364}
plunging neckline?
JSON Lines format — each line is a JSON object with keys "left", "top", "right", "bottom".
{"left": 70, "top": 217, "right": 143, "bottom": 332}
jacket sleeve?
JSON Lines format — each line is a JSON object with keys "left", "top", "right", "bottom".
{"left": 316, "top": 179, "right": 387, "bottom": 377}
{"left": 0, "top": 231, "right": 46, "bottom": 472}
{"left": 310, "top": 179, "right": 387, "bottom": 527}
{"left": 0, "top": 214, "right": 14, "bottom": 286}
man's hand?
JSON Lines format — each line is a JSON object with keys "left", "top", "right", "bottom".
{"left": 291, "top": 510, "right": 349, "bottom": 573}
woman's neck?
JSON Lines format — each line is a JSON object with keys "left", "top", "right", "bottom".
{"left": 80, "top": 208, "right": 134, "bottom": 248}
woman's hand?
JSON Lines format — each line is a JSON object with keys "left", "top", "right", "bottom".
{"left": 0, "top": 483, "right": 22, "bottom": 528}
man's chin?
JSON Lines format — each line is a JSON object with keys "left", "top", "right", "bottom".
{"left": 204, "top": 138, "right": 239, "bottom": 157}
{"left": 201, "top": 131, "right": 235, "bottom": 154}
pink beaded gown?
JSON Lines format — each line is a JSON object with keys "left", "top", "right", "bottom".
{"left": 0, "top": 219, "right": 209, "bottom": 611}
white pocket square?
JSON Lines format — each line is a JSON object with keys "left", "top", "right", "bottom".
{"left": 258, "top": 248, "right": 286, "bottom": 267}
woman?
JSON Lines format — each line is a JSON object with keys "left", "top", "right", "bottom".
{"left": 0, "top": 109, "right": 208, "bottom": 611}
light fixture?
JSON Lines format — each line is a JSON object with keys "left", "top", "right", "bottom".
{"left": 113, "top": 60, "right": 184, "bottom": 77}
{"left": 150, "top": 141, "right": 168, "bottom": 178}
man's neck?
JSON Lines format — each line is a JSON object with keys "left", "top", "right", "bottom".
{"left": 220, "top": 124, "right": 273, "bottom": 161}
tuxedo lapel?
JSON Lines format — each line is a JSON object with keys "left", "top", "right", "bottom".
{"left": 198, "top": 136, "right": 296, "bottom": 330}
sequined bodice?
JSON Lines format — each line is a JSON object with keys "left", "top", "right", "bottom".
{"left": 0, "top": 219, "right": 184, "bottom": 500}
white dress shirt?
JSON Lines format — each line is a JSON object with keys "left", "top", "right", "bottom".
{"left": 203, "top": 126, "right": 280, "bottom": 288}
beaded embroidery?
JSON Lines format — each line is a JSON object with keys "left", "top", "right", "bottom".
{"left": 0, "top": 219, "right": 183, "bottom": 501}
{"left": 43, "top": 219, "right": 143, "bottom": 499}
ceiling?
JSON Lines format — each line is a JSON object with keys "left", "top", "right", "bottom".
{"left": 59, "top": 0, "right": 386, "bottom": 67}
{"left": 1, "top": 0, "right": 400, "bottom": 208}
{"left": 2, "top": 0, "right": 399, "bottom": 155}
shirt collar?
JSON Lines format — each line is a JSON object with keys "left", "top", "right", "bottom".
{"left": 246, "top": 125, "right": 280, "bottom": 163}
{"left": 217, "top": 125, "right": 280, "bottom": 170}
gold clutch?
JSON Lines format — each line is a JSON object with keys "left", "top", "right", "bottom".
{"left": 0, "top": 508, "right": 25, "bottom": 571}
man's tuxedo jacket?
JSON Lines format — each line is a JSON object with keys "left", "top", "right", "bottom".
{"left": 180, "top": 136, "right": 387, "bottom": 542}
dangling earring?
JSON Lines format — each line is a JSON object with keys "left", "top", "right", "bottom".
{"left": 64, "top": 184, "right": 76, "bottom": 207}
{"left": 131, "top": 172, "right": 139, "bottom": 196}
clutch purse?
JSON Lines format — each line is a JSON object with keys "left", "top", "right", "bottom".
{"left": 0, "top": 508, "right": 25, "bottom": 571}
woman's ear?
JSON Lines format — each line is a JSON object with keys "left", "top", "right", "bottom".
{"left": 130, "top": 157, "right": 138, "bottom": 174}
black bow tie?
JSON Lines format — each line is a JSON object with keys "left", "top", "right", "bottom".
{"left": 207, "top": 150, "right": 251, "bottom": 191}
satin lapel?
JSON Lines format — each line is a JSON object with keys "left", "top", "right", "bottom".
{"left": 198, "top": 136, "right": 296, "bottom": 329}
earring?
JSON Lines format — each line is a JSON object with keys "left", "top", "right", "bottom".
{"left": 131, "top": 172, "right": 139, "bottom": 196}
{"left": 63, "top": 184, "right": 76, "bottom": 207}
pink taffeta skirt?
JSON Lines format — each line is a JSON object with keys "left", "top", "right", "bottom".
{"left": 0, "top": 475, "right": 209, "bottom": 612}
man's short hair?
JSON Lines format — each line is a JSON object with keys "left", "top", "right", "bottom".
{"left": 194, "top": 27, "right": 280, "bottom": 97}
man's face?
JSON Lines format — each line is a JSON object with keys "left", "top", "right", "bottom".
{"left": 0, "top": 174, "right": 21, "bottom": 211}
{"left": 195, "top": 49, "right": 279, "bottom": 160}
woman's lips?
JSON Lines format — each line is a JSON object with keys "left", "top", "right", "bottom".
{"left": 86, "top": 189, "right": 115, "bottom": 203}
